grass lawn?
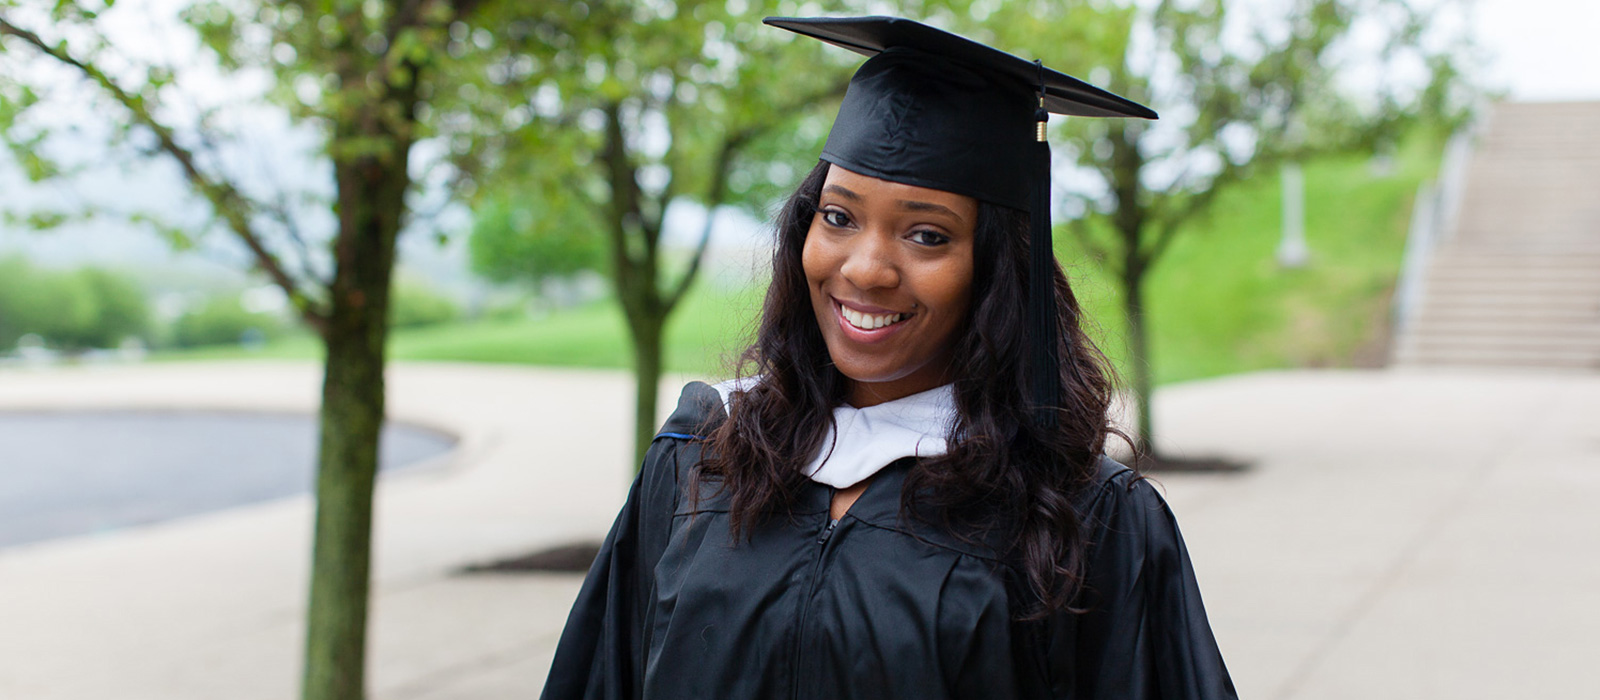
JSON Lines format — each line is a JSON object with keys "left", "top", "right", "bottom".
{"left": 155, "top": 135, "right": 1441, "bottom": 387}
{"left": 388, "top": 283, "right": 766, "bottom": 375}
{"left": 153, "top": 283, "right": 767, "bottom": 376}
{"left": 1061, "top": 135, "right": 1440, "bottom": 385}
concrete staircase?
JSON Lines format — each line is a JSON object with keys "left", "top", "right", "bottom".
{"left": 1393, "top": 101, "right": 1600, "bottom": 370}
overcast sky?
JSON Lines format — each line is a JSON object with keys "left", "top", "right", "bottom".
{"left": 1473, "top": 0, "right": 1600, "bottom": 100}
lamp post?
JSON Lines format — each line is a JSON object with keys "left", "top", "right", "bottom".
{"left": 1277, "top": 161, "right": 1309, "bottom": 268}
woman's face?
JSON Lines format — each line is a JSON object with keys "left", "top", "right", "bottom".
{"left": 803, "top": 164, "right": 977, "bottom": 407}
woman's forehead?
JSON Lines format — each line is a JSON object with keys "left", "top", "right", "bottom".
{"left": 821, "top": 164, "right": 977, "bottom": 220}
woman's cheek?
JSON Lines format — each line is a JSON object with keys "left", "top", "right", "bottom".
{"left": 801, "top": 229, "right": 846, "bottom": 286}
{"left": 800, "top": 227, "right": 827, "bottom": 282}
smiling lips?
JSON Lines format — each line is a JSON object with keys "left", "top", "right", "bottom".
{"left": 834, "top": 299, "right": 912, "bottom": 334}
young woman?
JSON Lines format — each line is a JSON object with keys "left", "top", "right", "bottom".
{"left": 541, "top": 16, "right": 1236, "bottom": 700}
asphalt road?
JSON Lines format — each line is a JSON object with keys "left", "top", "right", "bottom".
{"left": 0, "top": 410, "right": 454, "bottom": 548}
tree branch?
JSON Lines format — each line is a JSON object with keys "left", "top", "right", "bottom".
{"left": 1065, "top": 216, "right": 1116, "bottom": 276}
{"left": 600, "top": 101, "right": 642, "bottom": 288}
{"left": 446, "top": 0, "right": 489, "bottom": 22}
{"left": 664, "top": 134, "right": 742, "bottom": 311}
{"left": 1139, "top": 217, "right": 1183, "bottom": 272}
{"left": 383, "top": 0, "right": 486, "bottom": 59}
{"left": 1139, "top": 158, "right": 1248, "bottom": 269}
{"left": 657, "top": 77, "right": 846, "bottom": 311}
{"left": 264, "top": 192, "right": 329, "bottom": 290}
{"left": 0, "top": 14, "right": 330, "bottom": 334}
{"left": 384, "top": 0, "right": 431, "bottom": 49}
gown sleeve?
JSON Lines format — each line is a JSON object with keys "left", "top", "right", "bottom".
{"left": 539, "top": 382, "right": 723, "bottom": 700}
{"left": 1041, "top": 459, "right": 1239, "bottom": 700}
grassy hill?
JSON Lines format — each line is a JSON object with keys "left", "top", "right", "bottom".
{"left": 1063, "top": 135, "right": 1441, "bottom": 385}
{"left": 157, "top": 135, "right": 1442, "bottom": 387}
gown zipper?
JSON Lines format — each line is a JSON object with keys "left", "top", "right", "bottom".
{"left": 791, "top": 510, "right": 840, "bottom": 700}
{"left": 817, "top": 518, "right": 839, "bottom": 544}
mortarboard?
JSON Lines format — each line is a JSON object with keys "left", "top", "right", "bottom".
{"left": 765, "top": 15, "right": 1157, "bottom": 426}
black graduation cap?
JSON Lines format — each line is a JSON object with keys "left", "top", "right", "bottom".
{"left": 765, "top": 16, "right": 1157, "bottom": 425}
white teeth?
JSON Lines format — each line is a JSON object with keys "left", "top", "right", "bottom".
{"left": 840, "top": 305, "right": 908, "bottom": 330}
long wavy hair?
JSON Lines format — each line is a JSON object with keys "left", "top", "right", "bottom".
{"left": 699, "top": 160, "right": 1132, "bottom": 618}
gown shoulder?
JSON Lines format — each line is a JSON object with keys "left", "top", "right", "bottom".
{"left": 1032, "top": 455, "right": 1239, "bottom": 699}
{"left": 635, "top": 380, "right": 726, "bottom": 512}
{"left": 538, "top": 381, "right": 724, "bottom": 700}
{"left": 654, "top": 380, "right": 726, "bottom": 443}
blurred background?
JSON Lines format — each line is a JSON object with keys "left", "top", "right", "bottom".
{"left": 0, "top": 0, "right": 1596, "bottom": 699}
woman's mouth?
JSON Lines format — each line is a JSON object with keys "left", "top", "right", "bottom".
{"left": 841, "top": 306, "right": 908, "bottom": 330}
{"left": 834, "top": 300, "right": 913, "bottom": 338}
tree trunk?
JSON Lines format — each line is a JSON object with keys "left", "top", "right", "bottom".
{"left": 1119, "top": 258, "right": 1154, "bottom": 455}
{"left": 1107, "top": 120, "right": 1154, "bottom": 456}
{"left": 302, "top": 150, "right": 405, "bottom": 700}
{"left": 629, "top": 312, "right": 664, "bottom": 468}
{"left": 303, "top": 305, "right": 388, "bottom": 700}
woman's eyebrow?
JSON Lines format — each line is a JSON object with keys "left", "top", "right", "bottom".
{"left": 899, "top": 200, "right": 961, "bottom": 221}
{"left": 822, "top": 185, "right": 862, "bottom": 201}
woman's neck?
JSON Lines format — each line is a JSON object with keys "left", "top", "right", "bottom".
{"left": 845, "top": 367, "right": 955, "bottom": 408}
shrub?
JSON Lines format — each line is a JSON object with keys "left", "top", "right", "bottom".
{"left": 389, "top": 279, "right": 461, "bottom": 329}
{"left": 170, "top": 296, "right": 284, "bottom": 348}
{"left": 0, "top": 256, "right": 151, "bottom": 351}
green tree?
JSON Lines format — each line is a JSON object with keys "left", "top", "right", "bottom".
{"left": 389, "top": 276, "right": 461, "bottom": 328}
{"left": 466, "top": 186, "right": 602, "bottom": 293}
{"left": 170, "top": 294, "right": 284, "bottom": 348}
{"left": 71, "top": 266, "right": 151, "bottom": 348}
{"left": 0, "top": 257, "right": 31, "bottom": 348}
{"left": 0, "top": 256, "right": 94, "bottom": 348}
{"left": 0, "top": 2, "right": 499, "bottom": 698}
{"left": 0, "top": 257, "right": 149, "bottom": 350}
{"left": 995, "top": 0, "right": 1467, "bottom": 457}
{"left": 464, "top": 0, "right": 863, "bottom": 467}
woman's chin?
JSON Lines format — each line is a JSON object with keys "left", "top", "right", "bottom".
{"left": 824, "top": 347, "right": 911, "bottom": 384}
{"left": 829, "top": 357, "right": 951, "bottom": 405}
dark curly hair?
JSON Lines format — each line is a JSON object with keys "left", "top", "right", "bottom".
{"left": 698, "top": 160, "right": 1132, "bottom": 618}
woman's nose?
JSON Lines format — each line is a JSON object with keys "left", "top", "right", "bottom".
{"left": 837, "top": 232, "right": 900, "bottom": 290}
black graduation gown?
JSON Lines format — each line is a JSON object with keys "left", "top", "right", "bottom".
{"left": 540, "top": 382, "right": 1237, "bottom": 700}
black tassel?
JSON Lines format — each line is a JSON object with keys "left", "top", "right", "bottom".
{"left": 1028, "top": 96, "right": 1060, "bottom": 428}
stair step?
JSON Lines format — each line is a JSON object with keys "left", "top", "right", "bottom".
{"left": 1410, "top": 308, "right": 1600, "bottom": 324}
{"left": 1394, "top": 341, "right": 1600, "bottom": 361}
{"left": 1399, "top": 344, "right": 1600, "bottom": 359}
{"left": 1455, "top": 226, "right": 1600, "bottom": 241}
{"left": 1430, "top": 250, "right": 1600, "bottom": 262}
{"left": 1422, "top": 296, "right": 1600, "bottom": 307}
{"left": 1395, "top": 100, "right": 1600, "bottom": 371}
{"left": 1427, "top": 267, "right": 1600, "bottom": 281}
{"left": 1415, "top": 295, "right": 1600, "bottom": 311}
{"left": 1462, "top": 161, "right": 1600, "bottom": 171}
{"left": 1406, "top": 320, "right": 1600, "bottom": 335}
{"left": 1422, "top": 279, "right": 1600, "bottom": 295}
{"left": 1400, "top": 333, "right": 1600, "bottom": 350}
{"left": 1392, "top": 352, "right": 1600, "bottom": 370}
{"left": 1423, "top": 284, "right": 1600, "bottom": 297}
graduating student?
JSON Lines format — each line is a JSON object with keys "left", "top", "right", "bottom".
{"left": 542, "top": 16, "right": 1237, "bottom": 700}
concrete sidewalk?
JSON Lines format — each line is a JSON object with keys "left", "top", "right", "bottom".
{"left": 0, "top": 362, "right": 1596, "bottom": 699}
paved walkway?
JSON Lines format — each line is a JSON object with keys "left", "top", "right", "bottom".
{"left": 0, "top": 362, "right": 1596, "bottom": 699}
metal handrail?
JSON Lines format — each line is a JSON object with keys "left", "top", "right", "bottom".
{"left": 1390, "top": 126, "right": 1480, "bottom": 353}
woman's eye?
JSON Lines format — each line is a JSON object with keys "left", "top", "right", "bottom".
{"left": 821, "top": 209, "right": 851, "bottom": 228}
{"left": 909, "top": 229, "right": 949, "bottom": 246}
